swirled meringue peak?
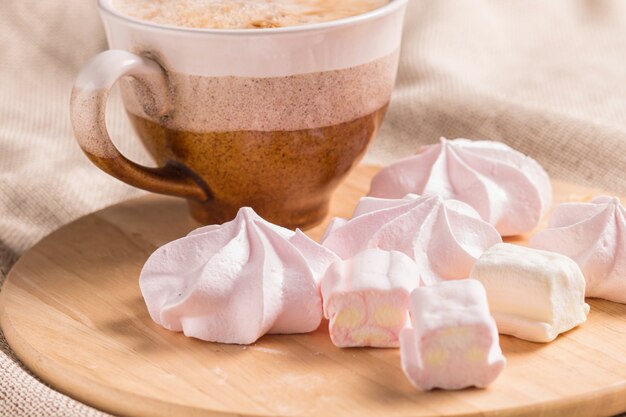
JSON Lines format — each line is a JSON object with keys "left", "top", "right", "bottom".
{"left": 369, "top": 138, "right": 553, "bottom": 236}
{"left": 140, "top": 207, "right": 339, "bottom": 345}
{"left": 321, "top": 194, "right": 502, "bottom": 285}
{"left": 530, "top": 196, "right": 626, "bottom": 304}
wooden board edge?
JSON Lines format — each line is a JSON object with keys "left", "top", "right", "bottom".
{"left": 0, "top": 258, "right": 242, "bottom": 417}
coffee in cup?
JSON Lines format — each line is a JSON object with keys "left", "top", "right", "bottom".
{"left": 71, "top": 0, "right": 407, "bottom": 229}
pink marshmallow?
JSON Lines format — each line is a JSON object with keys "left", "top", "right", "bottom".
{"left": 400, "top": 279, "right": 505, "bottom": 390}
{"left": 321, "top": 249, "right": 420, "bottom": 348}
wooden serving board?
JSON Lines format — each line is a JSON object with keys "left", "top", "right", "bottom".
{"left": 2, "top": 165, "right": 626, "bottom": 417}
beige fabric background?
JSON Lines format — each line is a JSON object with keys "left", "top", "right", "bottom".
{"left": 1, "top": 0, "right": 626, "bottom": 415}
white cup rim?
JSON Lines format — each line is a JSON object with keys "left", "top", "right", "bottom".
{"left": 98, "top": 0, "right": 408, "bottom": 36}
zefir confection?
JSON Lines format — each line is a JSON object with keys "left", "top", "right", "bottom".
{"left": 139, "top": 207, "right": 338, "bottom": 345}
{"left": 530, "top": 196, "right": 626, "bottom": 304}
{"left": 368, "top": 138, "right": 552, "bottom": 236}
{"left": 400, "top": 279, "right": 506, "bottom": 391}
{"left": 322, "top": 194, "right": 502, "bottom": 284}
{"left": 470, "top": 243, "right": 590, "bottom": 343}
{"left": 320, "top": 249, "right": 420, "bottom": 348}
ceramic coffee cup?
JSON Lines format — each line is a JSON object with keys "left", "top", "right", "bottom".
{"left": 71, "top": 0, "right": 407, "bottom": 229}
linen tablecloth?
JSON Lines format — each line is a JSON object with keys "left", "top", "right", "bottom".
{"left": 2, "top": 0, "right": 626, "bottom": 415}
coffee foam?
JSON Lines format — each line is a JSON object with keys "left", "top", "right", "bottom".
{"left": 121, "top": 50, "right": 399, "bottom": 132}
{"left": 112, "top": 0, "right": 390, "bottom": 29}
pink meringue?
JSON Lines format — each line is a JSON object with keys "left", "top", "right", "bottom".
{"left": 320, "top": 249, "right": 420, "bottom": 348}
{"left": 400, "top": 279, "right": 506, "bottom": 391}
{"left": 139, "top": 207, "right": 339, "bottom": 345}
{"left": 369, "top": 138, "right": 553, "bottom": 236}
{"left": 530, "top": 196, "right": 626, "bottom": 304}
{"left": 322, "top": 194, "right": 502, "bottom": 285}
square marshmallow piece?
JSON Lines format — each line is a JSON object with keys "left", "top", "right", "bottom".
{"left": 400, "top": 279, "right": 506, "bottom": 391}
{"left": 321, "top": 249, "right": 420, "bottom": 348}
{"left": 470, "top": 243, "right": 590, "bottom": 343}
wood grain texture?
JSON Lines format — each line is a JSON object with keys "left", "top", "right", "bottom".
{"left": 1, "top": 165, "right": 626, "bottom": 417}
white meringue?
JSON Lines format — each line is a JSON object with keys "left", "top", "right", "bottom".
{"left": 369, "top": 138, "right": 553, "bottom": 236}
{"left": 321, "top": 249, "right": 420, "bottom": 348}
{"left": 470, "top": 243, "right": 589, "bottom": 342}
{"left": 322, "top": 194, "right": 502, "bottom": 285}
{"left": 530, "top": 196, "right": 626, "bottom": 304}
{"left": 139, "top": 207, "right": 339, "bottom": 345}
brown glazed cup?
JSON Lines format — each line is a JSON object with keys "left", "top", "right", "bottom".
{"left": 70, "top": 0, "right": 407, "bottom": 229}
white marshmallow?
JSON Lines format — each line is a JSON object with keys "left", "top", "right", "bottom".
{"left": 400, "top": 279, "right": 506, "bottom": 391}
{"left": 470, "top": 243, "right": 590, "bottom": 343}
{"left": 321, "top": 249, "right": 420, "bottom": 348}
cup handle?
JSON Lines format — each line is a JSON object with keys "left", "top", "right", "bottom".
{"left": 70, "top": 50, "right": 209, "bottom": 202}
